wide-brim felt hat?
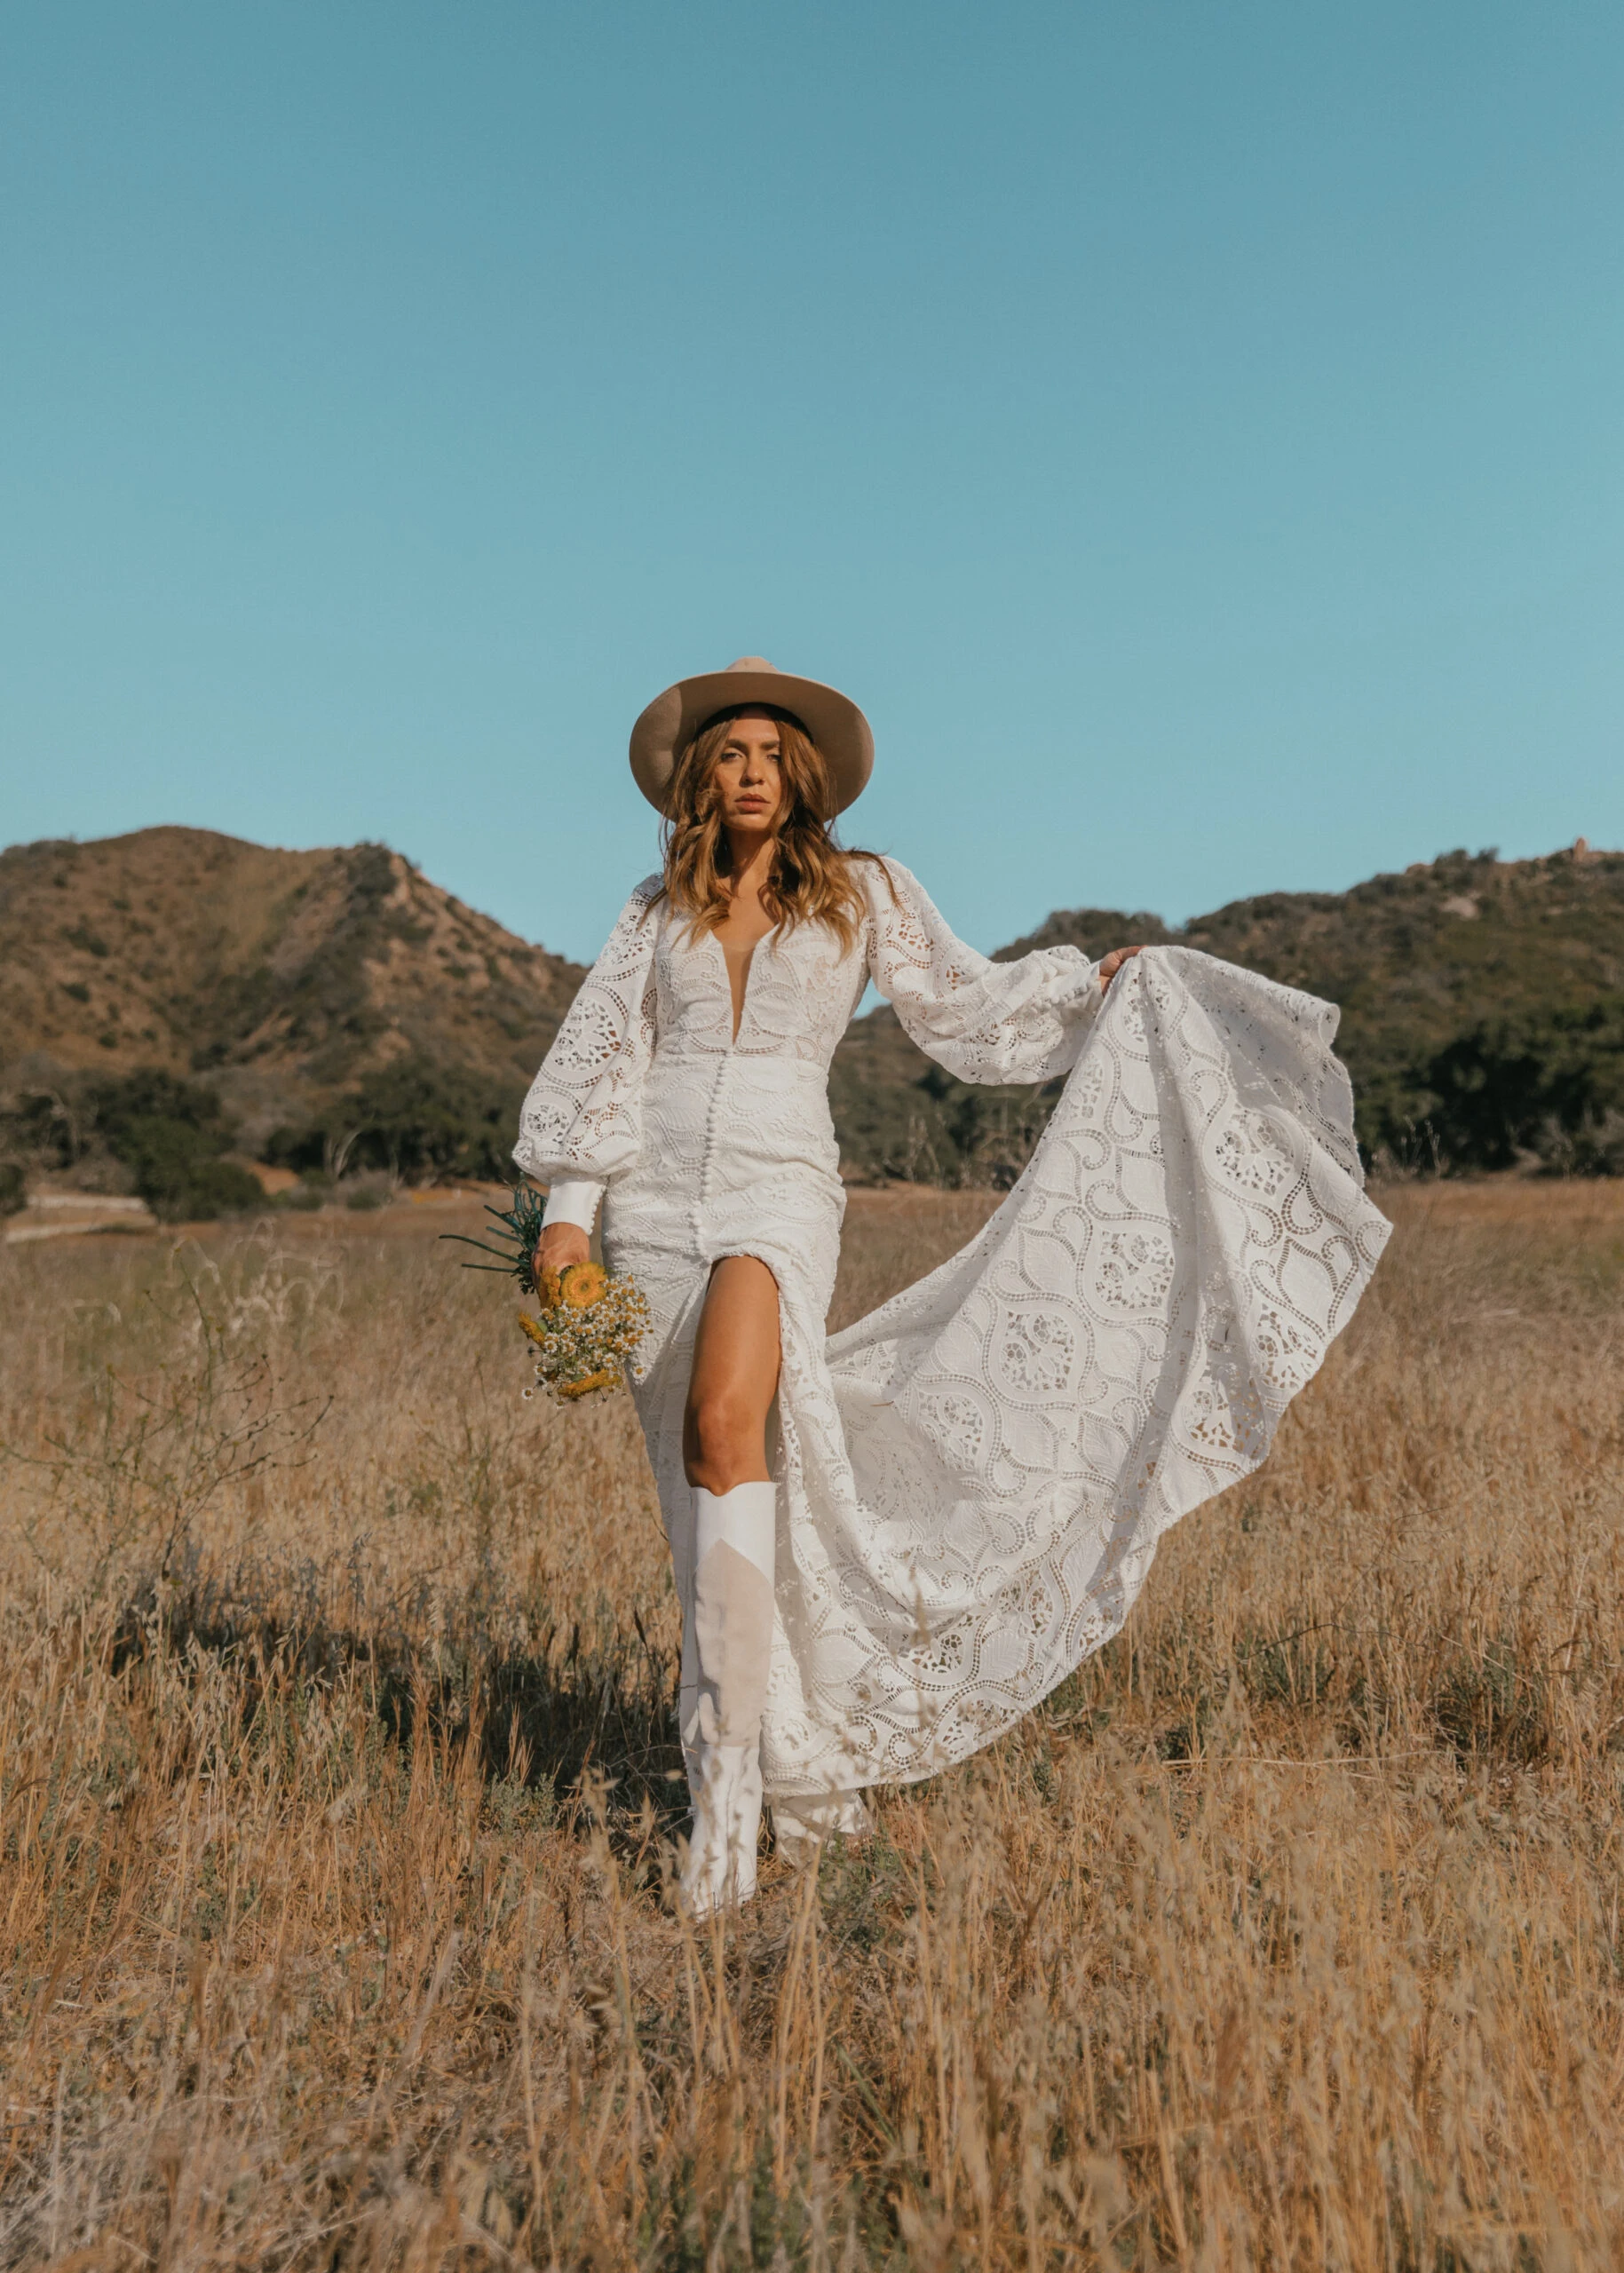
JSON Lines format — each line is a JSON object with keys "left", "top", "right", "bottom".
{"left": 629, "top": 657, "right": 874, "bottom": 817}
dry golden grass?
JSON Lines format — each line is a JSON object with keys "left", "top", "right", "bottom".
{"left": 2, "top": 1180, "right": 1622, "bottom": 2269}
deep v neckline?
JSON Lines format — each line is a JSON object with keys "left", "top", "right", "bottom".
{"left": 709, "top": 927, "right": 770, "bottom": 1044}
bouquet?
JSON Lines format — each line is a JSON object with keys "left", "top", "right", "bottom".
{"left": 519, "top": 1257, "right": 652, "bottom": 1400}
{"left": 441, "top": 1184, "right": 650, "bottom": 1401}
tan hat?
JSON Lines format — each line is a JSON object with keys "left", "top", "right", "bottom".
{"left": 629, "top": 656, "right": 875, "bottom": 817}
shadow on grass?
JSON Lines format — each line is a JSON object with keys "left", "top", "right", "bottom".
{"left": 109, "top": 1551, "right": 689, "bottom": 1841}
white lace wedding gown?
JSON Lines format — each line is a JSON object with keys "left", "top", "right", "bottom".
{"left": 515, "top": 861, "right": 1390, "bottom": 1802}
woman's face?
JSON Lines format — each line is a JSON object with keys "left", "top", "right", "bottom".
{"left": 711, "top": 710, "right": 784, "bottom": 834}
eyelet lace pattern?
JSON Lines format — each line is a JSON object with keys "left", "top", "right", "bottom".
{"left": 515, "top": 863, "right": 1389, "bottom": 1799}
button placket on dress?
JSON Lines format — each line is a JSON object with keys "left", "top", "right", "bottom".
{"left": 694, "top": 926, "right": 756, "bottom": 1255}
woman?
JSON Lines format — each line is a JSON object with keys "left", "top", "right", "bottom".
{"left": 518, "top": 658, "right": 1388, "bottom": 1913}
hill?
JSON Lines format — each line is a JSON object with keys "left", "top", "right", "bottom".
{"left": 829, "top": 843, "right": 1624, "bottom": 1181}
{"left": 0, "top": 828, "right": 583, "bottom": 1197}
{"left": 4, "top": 828, "right": 1622, "bottom": 1208}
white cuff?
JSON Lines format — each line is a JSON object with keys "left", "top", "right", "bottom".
{"left": 541, "top": 1178, "right": 604, "bottom": 1233}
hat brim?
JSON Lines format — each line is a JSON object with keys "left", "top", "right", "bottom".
{"left": 629, "top": 666, "right": 874, "bottom": 817}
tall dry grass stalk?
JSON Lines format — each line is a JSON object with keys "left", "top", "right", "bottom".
{"left": 1, "top": 1183, "right": 1621, "bottom": 2269}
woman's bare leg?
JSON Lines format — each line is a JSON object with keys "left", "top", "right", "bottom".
{"left": 683, "top": 1255, "right": 781, "bottom": 1491}
{"left": 677, "top": 1255, "right": 869, "bottom": 1894}
{"left": 677, "top": 1255, "right": 782, "bottom": 1910}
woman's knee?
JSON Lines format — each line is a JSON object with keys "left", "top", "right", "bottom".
{"left": 684, "top": 1387, "right": 765, "bottom": 1488}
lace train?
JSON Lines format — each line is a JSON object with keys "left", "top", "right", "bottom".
{"left": 799, "top": 946, "right": 1390, "bottom": 1792}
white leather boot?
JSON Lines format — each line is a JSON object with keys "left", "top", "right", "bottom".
{"left": 678, "top": 1480, "right": 776, "bottom": 1915}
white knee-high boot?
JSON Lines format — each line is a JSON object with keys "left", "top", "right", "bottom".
{"left": 679, "top": 1480, "right": 776, "bottom": 1914}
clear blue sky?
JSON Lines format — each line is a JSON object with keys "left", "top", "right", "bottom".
{"left": 3, "top": 2, "right": 1620, "bottom": 962}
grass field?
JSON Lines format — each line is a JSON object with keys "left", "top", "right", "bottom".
{"left": 2, "top": 1179, "right": 1621, "bottom": 2269}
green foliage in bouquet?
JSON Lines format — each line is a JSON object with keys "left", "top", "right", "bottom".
{"left": 440, "top": 1183, "right": 549, "bottom": 1296}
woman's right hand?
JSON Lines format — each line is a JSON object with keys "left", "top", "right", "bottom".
{"left": 534, "top": 1221, "right": 591, "bottom": 1285}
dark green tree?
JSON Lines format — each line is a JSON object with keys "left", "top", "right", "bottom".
{"left": 87, "top": 1069, "right": 263, "bottom": 1221}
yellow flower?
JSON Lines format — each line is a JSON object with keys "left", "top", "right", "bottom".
{"left": 518, "top": 1311, "right": 549, "bottom": 1346}
{"left": 558, "top": 1261, "right": 608, "bottom": 1311}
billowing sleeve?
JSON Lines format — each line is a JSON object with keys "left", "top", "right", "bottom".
{"left": 864, "top": 859, "right": 1101, "bottom": 1085}
{"left": 513, "top": 876, "right": 661, "bottom": 1230}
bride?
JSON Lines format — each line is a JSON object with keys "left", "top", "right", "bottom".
{"left": 516, "top": 658, "right": 1388, "bottom": 1913}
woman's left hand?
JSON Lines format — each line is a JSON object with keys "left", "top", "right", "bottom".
{"left": 1098, "top": 945, "right": 1146, "bottom": 992}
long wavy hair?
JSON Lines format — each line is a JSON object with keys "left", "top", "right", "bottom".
{"left": 656, "top": 706, "right": 887, "bottom": 952}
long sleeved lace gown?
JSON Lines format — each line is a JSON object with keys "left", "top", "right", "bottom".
{"left": 515, "top": 861, "right": 1390, "bottom": 1802}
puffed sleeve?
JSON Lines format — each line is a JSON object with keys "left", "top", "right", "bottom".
{"left": 864, "top": 859, "right": 1101, "bottom": 1085}
{"left": 513, "top": 876, "right": 662, "bottom": 1230}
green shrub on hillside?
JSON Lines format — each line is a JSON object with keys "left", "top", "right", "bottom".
{"left": 268, "top": 1056, "right": 523, "bottom": 1184}
{"left": 1395, "top": 1005, "right": 1624, "bottom": 1173}
{"left": 0, "top": 1089, "right": 82, "bottom": 1172}
{"left": 87, "top": 1070, "right": 264, "bottom": 1221}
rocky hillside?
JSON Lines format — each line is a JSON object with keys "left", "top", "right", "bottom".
{"left": 830, "top": 841, "right": 1624, "bottom": 1180}
{"left": 0, "top": 827, "right": 582, "bottom": 1170}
